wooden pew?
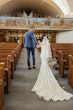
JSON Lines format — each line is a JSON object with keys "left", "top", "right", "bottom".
{"left": 68, "top": 55, "right": 73, "bottom": 87}
{"left": 50, "top": 43, "right": 73, "bottom": 61}
{"left": 0, "top": 56, "right": 11, "bottom": 93}
{"left": 38, "top": 43, "right": 73, "bottom": 59}
{"left": 58, "top": 50, "right": 73, "bottom": 77}
{"left": 0, "top": 50, "right": 16, "bottom": 70}
{"left": 0, "top": 48, "right": 18, "bottom": 70}
{"left": 0, "top": 42, "right": 22, "bottom": 93}
{"left": 0, "top": 53, "right": 14, "bottom": 79}
{"left": 0, "top": 42, "right": 22, "bottom": 77}
{"left": 0, "top": 63, "right": 5, "bottom": 110}
{"left": 0, "top": 46, "right": 21, "bottom": 65}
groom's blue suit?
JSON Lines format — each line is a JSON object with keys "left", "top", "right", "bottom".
{"left": 24, "top": 31, "right": 37, "bottom": 48}
{"left": 24, "top": 30, "right": 37, "bottom": 68}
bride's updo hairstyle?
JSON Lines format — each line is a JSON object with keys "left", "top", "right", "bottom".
{"left": 40, "top": 35, "right": 46, "bottom": 42}
{"left": 42, "top": 35, "right": 46, "bottom": 40}
{"left": 41, "top": 35, "right": 49, "bottom": 42}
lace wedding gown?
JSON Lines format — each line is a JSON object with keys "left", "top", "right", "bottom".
{"left": 31, "top": 37, "right": 73, "bottom": 101}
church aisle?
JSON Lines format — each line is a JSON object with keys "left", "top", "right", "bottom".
{"left": 5, "top": 48, "right": 73, "bottom": 110}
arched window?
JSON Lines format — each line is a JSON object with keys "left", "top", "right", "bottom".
{"left": 52, "top": 0, "right": 70, "bottom": 15}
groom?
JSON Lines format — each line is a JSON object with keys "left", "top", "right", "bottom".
{"left": 24, "top": 26, "right": 37, "bottom": 69}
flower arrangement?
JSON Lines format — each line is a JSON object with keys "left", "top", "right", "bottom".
{"left": 48, "top": 58, "right": 57, "bottom": 66}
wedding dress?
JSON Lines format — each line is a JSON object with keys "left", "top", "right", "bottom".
{"left": 31, "top": 36, "right": 73, "bottom": 101}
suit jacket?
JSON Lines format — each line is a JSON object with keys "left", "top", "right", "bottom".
{"left": 24, "top": 31, "right": 37, "bottom": 48}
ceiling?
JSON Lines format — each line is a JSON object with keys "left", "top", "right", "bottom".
{"left": 0, "top": 0, "right": 60, "bottom": 17}
{"left": 0, "top": 0, "right": 73, "bottom": 17}
{"left": 67, "top": 0, "right": 73, "bottom": 11}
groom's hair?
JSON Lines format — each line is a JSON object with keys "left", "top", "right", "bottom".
{"left": 30, "top": 25, "right": 35, "bottom": 29}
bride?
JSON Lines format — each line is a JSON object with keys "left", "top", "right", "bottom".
{"left": 31, "top": 35, "right": 73, "bottom": 101}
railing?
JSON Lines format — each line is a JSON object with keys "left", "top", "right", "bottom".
{"left": 0, "top": 16, "right": 73, "bottom": 30}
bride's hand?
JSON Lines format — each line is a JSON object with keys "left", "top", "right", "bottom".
{"left": 36, "top": 45, "right": 40, "bottom": 48}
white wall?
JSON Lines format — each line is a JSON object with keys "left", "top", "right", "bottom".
{"left": 56, "top": 31, "right": 73, "bottom": 43}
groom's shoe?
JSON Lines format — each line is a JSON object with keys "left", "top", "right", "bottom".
{"left": 28, "top": 67, "right": 32, "bottom": 70}
{"left": 33, "top": 65, "right": 36, "bottom": 69}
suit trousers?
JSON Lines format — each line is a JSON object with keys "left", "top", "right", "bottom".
{"left": 26, "top": 48, "right": 35, "bottom": 67}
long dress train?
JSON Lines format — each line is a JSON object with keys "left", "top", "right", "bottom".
{"left": 31, "top": 37, "right": 73, "bottom": 101}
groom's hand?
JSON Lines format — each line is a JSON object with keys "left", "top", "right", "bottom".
{"left": 36, "top": 45, "right": 40, "bottom": 48}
